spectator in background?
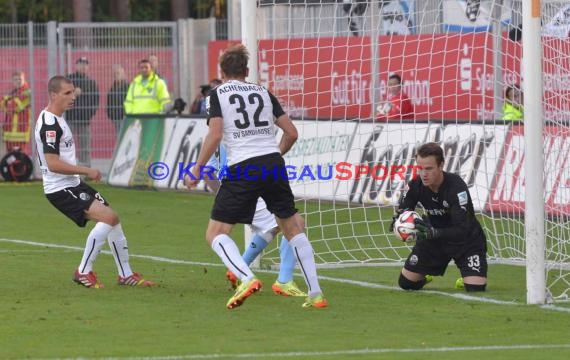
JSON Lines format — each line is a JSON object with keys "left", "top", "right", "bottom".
{"left": 106, "top": 64, "right": 130, "bottom": 135}
{"left": 376, "top": 73, "right": 414, "bottom": 120}
{"left": 67, "top": 57, "right": 100, "bottom": 167}
{"left": 190, "top": 84, "right": 211, "bottom": 115}
{"left": 124, "top": 59, "right": 171, "bottom": 115}
{"left": 148, "top": 53, "right": 161, "bottom": 78}
{"left": 1, "top": 71, "right": 32, "bottom": 155}
{"left": 502, "top": 85, "right": 524, "bottom": 121}
{"left": 190, "top": 78, "right": 222, "bottom": 115}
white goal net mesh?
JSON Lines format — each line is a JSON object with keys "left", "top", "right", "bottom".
{"left": 242, "top": 0, "right": 570, "bottom": 301}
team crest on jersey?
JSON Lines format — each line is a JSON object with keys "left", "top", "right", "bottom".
{"left": 409, "top": 255, "right": 419, "bottom": 266}
{"left": 79, "top": 192, "right": 91, "bottom": 201}
{"left": 46, "top": 131, "right": 56, "bottom": 148}
{"left": 457, "top": 191, "right": 468, "bottom": 205}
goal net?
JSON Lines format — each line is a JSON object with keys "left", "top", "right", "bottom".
{"left": 230, "top": 0, "right": 570, "bottom": 303}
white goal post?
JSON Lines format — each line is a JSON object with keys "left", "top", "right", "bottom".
{"left": 236, "top": 0, "right": 570, "bottom": 304}
{"left": 523, "top": 0, "right": 545, "bottom": 305}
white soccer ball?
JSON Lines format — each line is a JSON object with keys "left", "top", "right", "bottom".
{"left": 393, "top": 210, "right": 422, "bottom": 243}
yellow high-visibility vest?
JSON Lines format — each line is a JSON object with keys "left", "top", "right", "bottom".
{"left": 124, "top": 73, "right": 170, "bottom": 115}
{"left": 502, "top": 103, "right": 523, "bottom": 121}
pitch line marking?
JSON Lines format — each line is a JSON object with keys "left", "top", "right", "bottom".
{"left": 2, "top": 237, "right": 570, "bottom": 312}
{"left": 49, "top": 343, "right": 570, "bottom": 359}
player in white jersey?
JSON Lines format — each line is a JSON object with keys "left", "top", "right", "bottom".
{"left": 35, "top": 75, "right": 154, "bottom": 288}
{"left": 205, "top": 144, "right": 306, "bottom": 297}
{"left": 185, "top": 44, "right": 327, "bottom": 309}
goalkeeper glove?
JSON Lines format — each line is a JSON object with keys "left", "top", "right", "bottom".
{"left": 389, "top": 209, "right": 404, "bottom": 232}
{"left": 414, "top": 216, "right": 439, "bottom": 242}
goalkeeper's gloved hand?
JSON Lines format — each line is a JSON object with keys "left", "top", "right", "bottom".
{"left": 389, "top": 209, "right": 404, "bottom": 232}
{"left": 414, "top": 216, "right": 439, "bottom": 242}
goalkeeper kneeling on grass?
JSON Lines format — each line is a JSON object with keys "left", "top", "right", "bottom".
{"left": 390, "top": 142, "right": 488, "bottom": 292}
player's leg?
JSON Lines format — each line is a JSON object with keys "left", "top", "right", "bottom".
{"left": 224, "top": 224, "right": 273, "bottom": 289}
{"left": 399, "top": 241, "right": 446, "bottom": 290}
{"left": 238, "top": 222, "right": 305, "bottom": 296}
{"left": 227, "top": 198, "right": 305, "bottom": 296}
{"left": 276, "top": 235, "right": 294, "bottom": 283}
{"left": 243, "top": 199, "right": 278, "bottom": 265}
{"left": 225, "top": 198, "right": 276, "bottom": 289}
{"left": 275, "top": 213, "right": 327, "bottom": 307}
{"left": 399, "top": 268, "right": 431, "bottom": 290}
{"left": 207, "top": 219, "right": 255, "bottom": 282}
{"left": 107, "top": 221, "right": 154, "bottom": 287}
{"left": 45, "top": 182, "right": 115, "bottom": 288}
{"left": 243, "top": 198, "right": 282, "bottom": 265}
{"left": 243, "top": 226, "right": 278, "bottom": 265}
{"left": 270, "top": 235, "right": 306, "bottom": 297}
{"left": 262, "top": 155, "right": 327, "bottom": 307}
{"left": 272, "top": 214, "right": 306, "bottom": 297}
{"left": 454, "top": 243, "right": 487, "bottom": 292}
{"left": 84, "top": 186, "right": 154, "bottom": 287}
{"left": 207, "top": 219, "right": 262, "bottom": 309}
{"left": 209, "top": 179, "right": 262, "bottom": 309}
{"left": 276, "top": 214, "right": 304, "bottom": 283}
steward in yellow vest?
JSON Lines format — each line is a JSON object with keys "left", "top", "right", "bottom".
{"left": 124, "top": 59, "right": 171, "bottom": 115}
{"left": 502, "top": 85, "right": 523, "bottom": 121}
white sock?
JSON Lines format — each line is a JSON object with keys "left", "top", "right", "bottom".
{"left": 289, "top": 233, "right": 322, "bottom": 297}
{"left": 107, "top": 223, "right": 133, "bottom": 278}
{"left": 78, "top": 222, "right": 113, "bottom": 274}
{"left": 211, "top": 234, "right": 254, "bottom": 282}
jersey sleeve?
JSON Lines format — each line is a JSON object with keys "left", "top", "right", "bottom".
{"left": 268, "top": 91, "right": 285, "bottom": 119}
{"left": 39, "top": 115, "right": 63, "bottom": 155}
{"left": 206, "top": 90, "right": 222, "bottom": 125}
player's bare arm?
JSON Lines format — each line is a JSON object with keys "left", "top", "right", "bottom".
{"left": 185, "top": 117, "right": 223, "bottom": 189}
{"left": 275, "top": 114, "right": 298, "bottom": 156}
{"left": 44, "top": 153, "right": 101, "bottom": 181}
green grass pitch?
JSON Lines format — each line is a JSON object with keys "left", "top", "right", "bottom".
{"left": 1, "top": 181, "right": 570, "bottom": 359}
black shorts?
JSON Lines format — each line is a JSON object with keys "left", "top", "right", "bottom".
{"left": 46, "top": 181, "right": 109, "bottom": 227}
{"left": 211, "top": 152, "right": 297, "bottom": 224}
{"left": 403, "top": 235, "right": 488, "bottom": 278}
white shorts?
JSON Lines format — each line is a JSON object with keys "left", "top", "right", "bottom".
{"left": 250, "top": 198, "right": 278, "bottom": 234}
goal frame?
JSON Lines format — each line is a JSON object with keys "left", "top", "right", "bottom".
{"left": 240, "top": 0, "right": 548, "bottom": 304}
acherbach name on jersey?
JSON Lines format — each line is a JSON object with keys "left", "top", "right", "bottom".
{"left": 218, "top": 84, "right": 265, "bottom": 94}
{"left": 232, "top": 127, "right": 273, "bottom": 139}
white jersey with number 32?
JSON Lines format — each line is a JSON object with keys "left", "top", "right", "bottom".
{"left": 206, "top": 79, "right": 285, "bottom": 166}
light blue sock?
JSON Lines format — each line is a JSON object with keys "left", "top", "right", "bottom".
{"left": 242, "top": 233, "right": 269, "bottom": 265}
{"left": 277, "top": 236, "right": 296, "bottom": 283}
